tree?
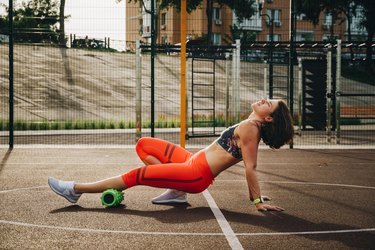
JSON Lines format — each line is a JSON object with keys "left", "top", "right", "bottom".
{"left": 126, "top": 0, "right": 257, "bottom": 45}
{"left": 297, "top": 0, "right": 373, "bottom": 70}
{"left": 356, "top": 0, "right": 375, "bottom": 70}
{"left": 297, "top": 0, "right": 358, "bottom": 40}
{"left": 0, "top": 0, "right": 60, "bottom": 43}
{"left": 224, "top": 23, "right": 256, "bottom": 45}
{"left": 59, "top": 0, "right": 66, "bottom": 46}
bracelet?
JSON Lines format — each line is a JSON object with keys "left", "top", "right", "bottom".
{"left": 252, "top": 197, "right": 264, "bottom": 205}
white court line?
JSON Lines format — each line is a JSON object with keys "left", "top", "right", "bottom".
{"left": 203, "top": 190, "right": 244, "bottom": 250}
{"left": 0, "top": 220, "right": 374, "bottom": 237}
{"left": 216, "top": 180, "right": 375, "bottom": 190}
{"left": 236, "top": 228, "right": 375, "bottom": 236}
{"left": 0, "top": 186, "right": 48, "bottom": 194}
{"left": 1, "top": 183, "right": 375, "bottom": 239}
{"left": 0, "top": 219, "right": 221, "bottom": 235}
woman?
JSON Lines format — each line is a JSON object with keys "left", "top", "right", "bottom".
{"left": 48, "top": 99, "right": 294, "bottom": 212}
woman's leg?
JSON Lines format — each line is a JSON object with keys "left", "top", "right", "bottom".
{"left": 48, "top": 138, "right": 194, "bottom": 203}
{"left": 122, "top": 151, "right": 213, "bottom": 194}
{"left": 74, "top": 175, "right": 126, "bottom": 193}
{"left": 74, "top": 138, "right": 192, "bottom": 194}
{"left": 48, "top": 174, "right": 127, "bottom": 204}
{"left": 136, "top": 137, "right": 192, "bottom": 165}
{"left": 136, "top": 137, "right": 192, "bottom": 202}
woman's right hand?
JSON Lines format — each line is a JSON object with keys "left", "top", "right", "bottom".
{"left": 256, "top": 202, "right": 284, "bottom": 212}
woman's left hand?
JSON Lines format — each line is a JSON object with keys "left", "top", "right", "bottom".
{"left": 256, "top": 203, "right": 284, "bottom": 212}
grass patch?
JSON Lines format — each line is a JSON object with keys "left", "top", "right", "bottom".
{"left": 0, "top": 115, "right": 372, "bottom": 132}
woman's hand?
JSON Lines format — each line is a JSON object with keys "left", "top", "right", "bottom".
{"left": 255, "top": 202, "right": 284, "bottom": 212}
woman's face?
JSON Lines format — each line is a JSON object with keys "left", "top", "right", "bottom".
{"left": 251, "top": 99, "right": 280, "bottom": 120}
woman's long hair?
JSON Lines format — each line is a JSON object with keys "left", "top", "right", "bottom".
{"left": 260, "top": 101, "right": 294, "bottom": 149}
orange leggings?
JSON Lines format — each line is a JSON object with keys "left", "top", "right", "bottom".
{"left": 121, "top": 137, "right": 214, "bottom": 193}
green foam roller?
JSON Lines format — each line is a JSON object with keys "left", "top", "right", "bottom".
{"left": 100, "top": 189, "right": 124, "bottom": 207}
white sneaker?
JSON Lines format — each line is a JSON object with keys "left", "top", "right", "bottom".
{"left": 152, "top": 189, "right": 187, "bottom": 204}
{"left": 48, "top": 177, "right": 81, "bottom": 203}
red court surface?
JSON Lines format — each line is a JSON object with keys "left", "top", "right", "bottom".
{"left": 1, "top": 148, "right": 374, "bottom": 249}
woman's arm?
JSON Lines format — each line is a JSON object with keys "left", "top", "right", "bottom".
{"left": 238, "top": 122, "right": 284, "bottom": 212}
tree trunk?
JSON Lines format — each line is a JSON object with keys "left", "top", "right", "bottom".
{"left": 346, "top": 8, "right": 354, "bottom": 61}
{"left": 365, "top": 30, "right": 374, "bottom": 73}
{"left": 59, "top": 0, "right": 66, "bottom": 47}
{"left": 206, "top": 0, "right": 213, "bottom": 45}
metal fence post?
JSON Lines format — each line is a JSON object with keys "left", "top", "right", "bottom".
{"left": 235, "top": 39, "right": 241, "bottom": 122}
{"left": 225, "top": 52, "right": 230, "bottom": 127}
{"left": 335, "top": 40, "right": 342, "bottom": 144}
{"left": 263, "top": 62, "right": 267, "bottom": 98}
{"left": 185, "top": 56, "right": 188, "bottom": 137}
{"left": 297, "top": 57, "right": 302, "bottom": 136}
{"left": 135, "top": 40, "right": 142, "bottom": 142}
{"left": 8, "top": 0, "right": 14, "bottom": 148}
{"left": 231, "top": 42, "right": 237, "bottom": 123}
{"left": 326, "top": 48, "right": 332, "bottom": 142}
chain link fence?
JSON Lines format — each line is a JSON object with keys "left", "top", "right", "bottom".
{"left": 0, "top": 0, "right": 374, "bottom": 147}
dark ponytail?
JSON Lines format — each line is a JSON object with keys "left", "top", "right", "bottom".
{"left": 260, "top": 101, "right": 294, "bottom": 149}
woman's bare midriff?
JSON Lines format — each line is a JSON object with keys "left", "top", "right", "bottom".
{"left": 204, "top": 141, "right": 241, "bottom": 177}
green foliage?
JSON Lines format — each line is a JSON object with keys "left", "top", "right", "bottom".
{"left": 0, "top": 113, "right": 370, "bottom": 132}
{"left": 157, "top": 0, "right": 202, "bottom": 13}
{"left": 127, "top": 0, "right": 257, "bottom": 45}
{"left": 156, "top": 0, "right": 256, "bottom": 20}
{"left": 225, "top": 23, "right": 257, "bottom": 44}
{"left": 0, "top": 0, "right": 60, "bottom": 43}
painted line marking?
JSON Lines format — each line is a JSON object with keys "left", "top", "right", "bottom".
{"left": 1, "top": 182, "right": 374, "bottom": 240}
{"left": 216, "top": 180, "right": 375, "bottom": 190}
{"left": 236, "top": 228, "right": 375, "bottom": 236}
{"left": 0, "top": 220, "right": 374, "bottom": 237}
{"left": 0, "top": 186, "right": 48, "bottom": 194}
{"left": 203, "top": 190, "right": 244, "bottom": 250}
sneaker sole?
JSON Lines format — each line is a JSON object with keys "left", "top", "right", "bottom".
{"left": 152, "top": 198, "right": 187, "bottom": 204}
{"left": 48, "top": 179, "right": 78, "bottom": 204}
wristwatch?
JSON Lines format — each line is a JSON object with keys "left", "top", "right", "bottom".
{"left": 252, "top": 197, "right": 264, "bottom": 205}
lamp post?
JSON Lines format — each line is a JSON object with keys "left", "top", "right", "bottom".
{"left": 259, "top": 0, "right": 274, "bottom": 99}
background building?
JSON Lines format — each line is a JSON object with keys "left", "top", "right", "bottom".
{"left": 126, "top": 0, "right": 367, "bottom": 50}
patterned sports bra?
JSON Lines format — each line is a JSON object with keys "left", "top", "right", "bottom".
{"left": 216, "top": 121, "right": 262, "bottom": 160}
{"left": 216, "top": 124, "right": 242, "bottom": 160}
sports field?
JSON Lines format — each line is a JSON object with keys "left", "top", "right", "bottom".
{"left": 1, "top": 147, "right": 374, "bottom": 249}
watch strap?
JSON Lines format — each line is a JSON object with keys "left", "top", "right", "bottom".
{"left": 252, "top": 197, "right": 264, "bottom": 205}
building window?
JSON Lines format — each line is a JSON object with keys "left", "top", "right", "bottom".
{"left": 266, "top": 34, "right": 280, "bottom": 42}
{"left": 212, "top": 33, "right": 221, "bottom": 45}
{"left": 322, "top": 12, "right": 333, "bottom": 31}
{"left": 266, "top": 9, "right": 281, "bottom": 24}
{"left": 161, "top": 13, "right": 167, "bottom": 26}
{"left": 213, "top": 7, "right": 222, "bottom": 25}
{"left": 323, "top": 12, "right": 333, "bottom": 25}
{"left": 213, "top": 7, "right": 221, "bottom": 21}
{"left": 322, "top": 34, "right": 338, "bottom": 41}
{"left": 296, "top": 31, "right": 314, "bottom": 41}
